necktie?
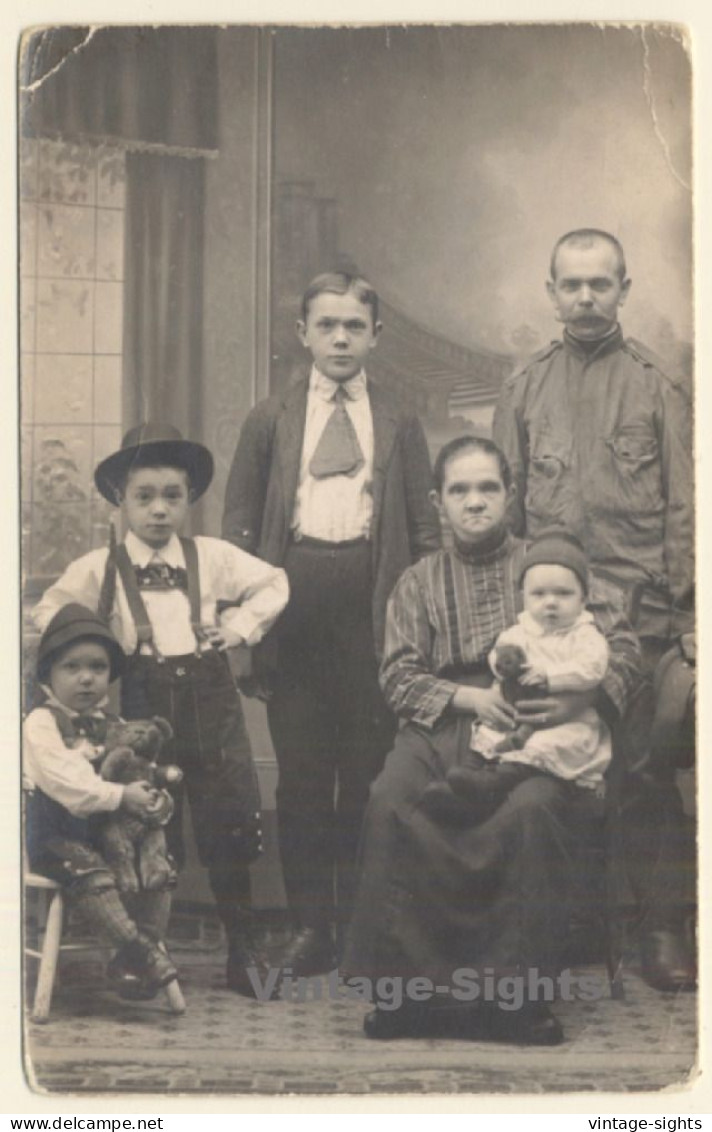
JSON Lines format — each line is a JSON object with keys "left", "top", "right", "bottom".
{"left": 309, "top": 386, "right": 365, "bottom": 479}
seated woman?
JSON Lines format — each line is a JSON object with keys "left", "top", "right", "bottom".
{"left": 341, "top": 436, "right": 642, "bottom": 1044}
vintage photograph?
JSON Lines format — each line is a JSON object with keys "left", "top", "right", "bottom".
{"left": 18, "top": 23, "right": 696, "bottom": 1096}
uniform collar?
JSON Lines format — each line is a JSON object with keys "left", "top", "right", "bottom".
{"left": 309, "top": 365, "right": 368, "bottom": 402}
{"left": 563, "top": 323, "right": 624, "bottom": 362}
{"left": 124, "top": 529, "right": 184, "bottom": 568}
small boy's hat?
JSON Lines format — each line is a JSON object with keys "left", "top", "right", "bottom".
{"left": 94, "top": 422, "right": 214, "bottom": 504}
{"left": 519, "top": 527, "right": 589, "bottom": 593}
{"left": 36, "top": 604, "right": 126, "bottom": 683}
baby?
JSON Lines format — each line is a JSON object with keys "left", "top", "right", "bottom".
{"left": 426, "top": 528, "right": 611, "bottom": 822}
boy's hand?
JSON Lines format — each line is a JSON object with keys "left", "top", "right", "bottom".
{"left": 122, "top": 781, "right": 158, "bottom": 818}
{"left": 519, "top": 664, "right": 548, "bottom": 687}
{"left": 201, "top": 625, "right": 245, "bottom": 651}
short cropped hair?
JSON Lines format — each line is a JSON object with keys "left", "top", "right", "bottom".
{"left": 300, "top": 272, "right": 380, "bottom": 326}
{"left": 550, "top": 229, "right": 627, "bottom": 281}
{"left": 433, "top": 436, "right": 512, "bottom": 493}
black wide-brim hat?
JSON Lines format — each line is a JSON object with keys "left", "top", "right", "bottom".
{"left": 94, "top": 422, "right": 214, "bottom": 504}
{"left": 37, "top": 603, "right": 126, "bottom": 683}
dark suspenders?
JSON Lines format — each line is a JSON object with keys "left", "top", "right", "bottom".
{"left": 180, "top": 537, "right": 204, "bottom": 647}
{"left": 114, "top": 544, "right": 153, "bottom": 649}
{"left": 113, "top": 539, "right": 203, "bottom": 659}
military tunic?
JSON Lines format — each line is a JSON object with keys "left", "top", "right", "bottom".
{"left": 493, "top": 327, "right": 694, "bottom": 640}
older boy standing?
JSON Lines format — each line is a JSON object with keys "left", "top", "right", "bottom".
{"left": 493, "top": 229, "right": 695, "bottom": 991}
{"left": 223, "top": 272, "right": 440, "bottom": 974}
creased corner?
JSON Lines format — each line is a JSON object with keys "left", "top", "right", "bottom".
{"left": 19, "top": 27, "right": 100, "bottom": 95}
{"left": 640, "top": 26, "right": 692, "bottom": 194}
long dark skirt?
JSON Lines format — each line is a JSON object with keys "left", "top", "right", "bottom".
{"left": 342, "top": 715, "right": 579, "bottom": 994}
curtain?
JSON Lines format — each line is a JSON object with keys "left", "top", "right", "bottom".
{"left": 21, "top": 26, "right": 218, "bottom": 154}
{"left": 21, "top": 25, "right": 215, "bottom": 528}
{"left": 123, "top": 151, "right": 205, "bottom": 442}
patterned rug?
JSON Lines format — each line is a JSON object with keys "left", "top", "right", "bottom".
{"left": 25, "top": 939, "right": 697, "bottom": 1096}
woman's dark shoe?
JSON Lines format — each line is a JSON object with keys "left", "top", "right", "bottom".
{"left": 363, "top": 1003, "right": 433, "bottom": 1040}
{"left": 472, "top": 1002, "right": 564, "bottom": 1046}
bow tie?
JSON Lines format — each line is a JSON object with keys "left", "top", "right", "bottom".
{"left": 134, "top": 562, "right": 188, "bottom": 592}
{"left": 72, "top": 714, "right": 108, "bottom": 744}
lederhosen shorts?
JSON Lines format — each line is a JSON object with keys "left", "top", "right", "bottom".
{"left": 112, "top": 538, "right": 262, "bottom": 870}
{"left": 25, "top": 708, "right": 121, "bottom": 891}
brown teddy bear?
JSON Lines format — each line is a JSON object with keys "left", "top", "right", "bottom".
{"left": 97, "top": 717, "right": 183, "bottom": 894}
{"left": 489, "top": 642, "right": 542, "bottom": 752}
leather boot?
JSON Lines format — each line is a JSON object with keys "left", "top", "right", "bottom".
{"left": 114, "top": 933, "right": 179, "bottom": 1000}
{"left": 226, "top": 919, "right": 272, "bottom": 998}
{"left": 275, "top": 926, "right": 336, "bottom": 978}
{"left": 639, "top": 927, "right": 696, "bottom": 992}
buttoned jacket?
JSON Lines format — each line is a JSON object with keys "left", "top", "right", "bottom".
{"left": 222, "top": 374, "right": 441, "bottom": 654}
{"left": 493, "top": 329, "right": 694, "bottom": 639}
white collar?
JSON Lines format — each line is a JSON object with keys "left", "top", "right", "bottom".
{"left": 309, "top": 366, "right": 368, "bottom": 402}
{"left": 518, "top": 609, "right": 594, "bottom": 637}
{"left": 124, "top": 530, "right": 185, "bottom": 568}
{"left": 39, "top": 686, "right": 110, "bottom": 718}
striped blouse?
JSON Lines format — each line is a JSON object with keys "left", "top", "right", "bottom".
{"left": 380, "top": 532, "right": 641, "bottom": 730}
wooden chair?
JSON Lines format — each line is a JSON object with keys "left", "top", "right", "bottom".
{"left": 24, "top": 871, "right": 186, "bottom": 1022}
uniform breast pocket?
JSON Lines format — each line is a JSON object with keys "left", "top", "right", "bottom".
{"left": 606, "top": 427, "right": 661, "bottom": 511}
{"left": 526, "top": 432, "right": 570, "bottom": 520}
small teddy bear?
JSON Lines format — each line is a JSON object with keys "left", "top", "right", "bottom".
{"left": 490, "top": 643, "right": 543, "bottom": 753}
{"left": 97, "top": 716, "right": 183, "bottom": 894}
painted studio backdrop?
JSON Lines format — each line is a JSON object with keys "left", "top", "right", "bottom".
{"left": 19, "top": 24, "right": 693, "bottom": 905}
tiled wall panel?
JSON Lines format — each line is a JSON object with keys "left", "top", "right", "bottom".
{"left": 21, "top": 140, "right": 126, "bottom": 584}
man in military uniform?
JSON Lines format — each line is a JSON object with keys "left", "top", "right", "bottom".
{"left": 493, "top": 228, "right": 695, "bottom": 992}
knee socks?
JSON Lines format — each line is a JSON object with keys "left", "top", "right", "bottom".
{"left": 71, "top": 886, "right": 138, "bottom": 949}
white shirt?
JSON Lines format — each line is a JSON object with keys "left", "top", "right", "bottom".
{"left": 23, "top": 693, "right": 124, "bottom": 817}
{"left": 491, "top": 609, "right": 610, "bottom": 692}
{"left": 33, "top": 531, "right": 289, "bottom": 658}
{"left": 292, "top": 367, "right": 374, "bottom": 542}
{"left": 478, "top": 609, "right": 611, "bottom": 788}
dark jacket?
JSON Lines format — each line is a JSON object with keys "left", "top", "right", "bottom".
{"left": 222, "top": 375, "right": 441, "bottom": 654}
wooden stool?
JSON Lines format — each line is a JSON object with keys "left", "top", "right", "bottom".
{"left": 24, "top": 872, "right": 186, "bottom": 1022}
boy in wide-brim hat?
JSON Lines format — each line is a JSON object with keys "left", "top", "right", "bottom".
{"left": 33, "top": 423, "right": 289, "bottom": 996}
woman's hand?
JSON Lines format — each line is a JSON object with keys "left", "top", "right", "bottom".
{"left": 452, "top": 684, "right": 516, "bottom": 729}
{"left": 514, "top": 688, "right": 597, "bottom": 728}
